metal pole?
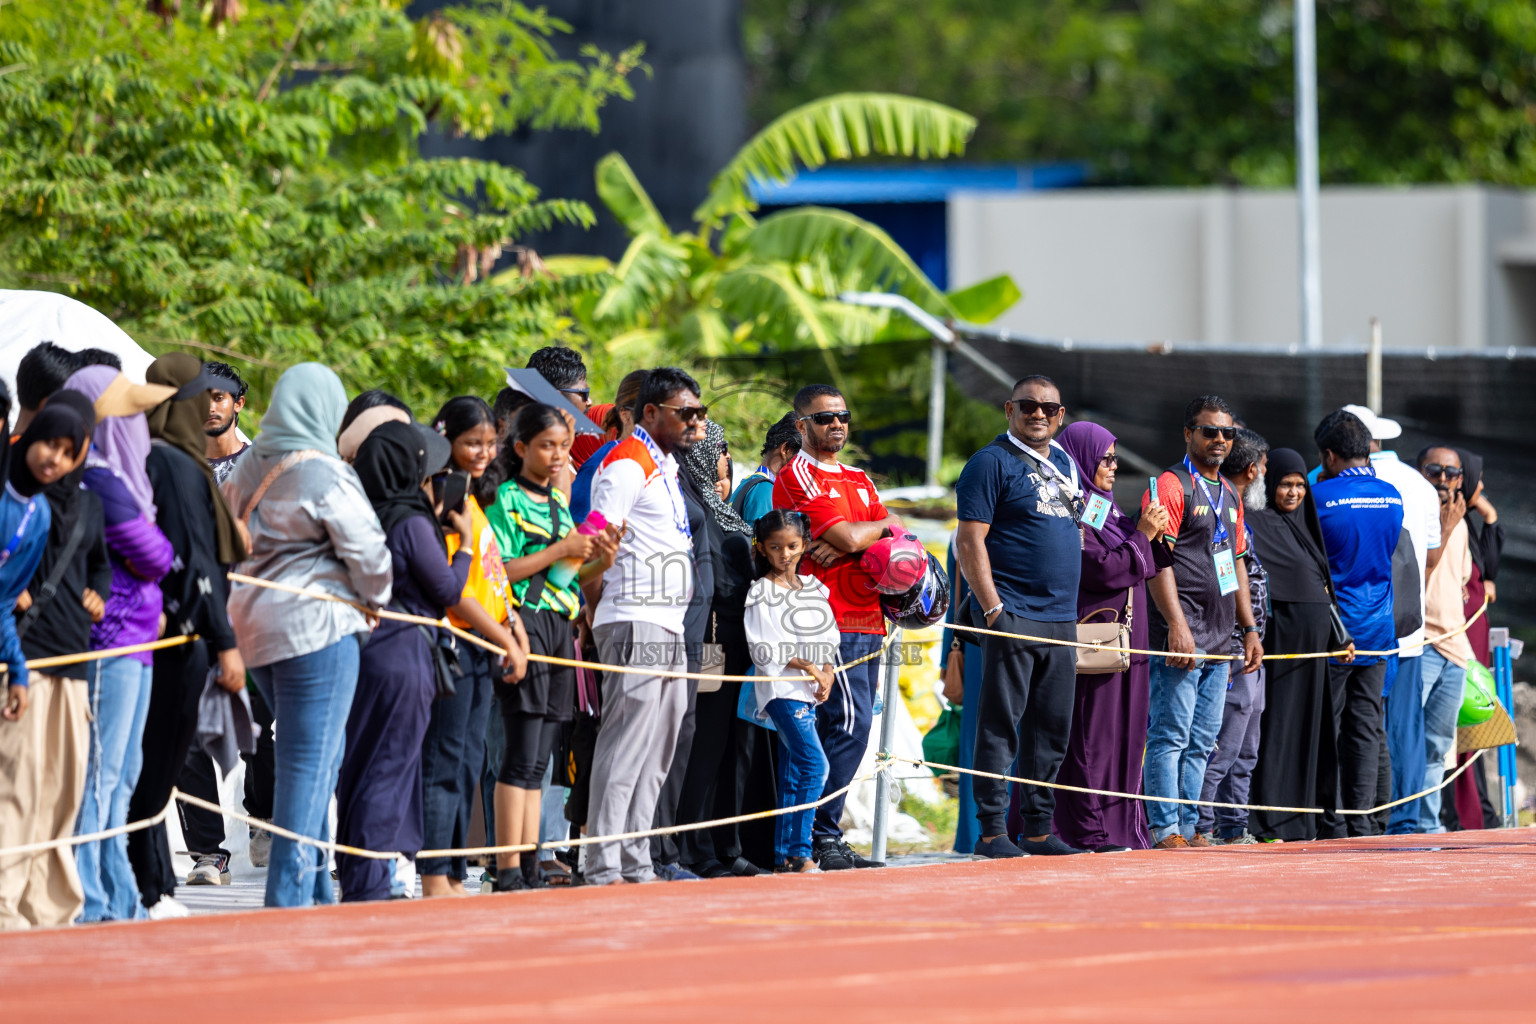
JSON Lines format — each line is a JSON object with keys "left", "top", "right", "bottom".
{"left": 869, "top": 628, "right": 902, "bottom": 865}
{"left": 1367, "top": 317, "right": 1383, "bottom": 413}
{"left": 926, "top": 340, "right": 945, "bottom": 490}
{"left": 1296, "top": 0, "right": 1323, "bottom": 351}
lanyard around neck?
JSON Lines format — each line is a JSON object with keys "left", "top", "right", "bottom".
{"left": 1183, "top": 455, "right": 1229, "bottom": 547}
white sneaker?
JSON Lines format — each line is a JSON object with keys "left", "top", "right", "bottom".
{"left": 147, "top": 896, "right": 192, "bottom": 920}
{"left": 248, "top": 823, "right": 273, "bottom": 868}
{"left": 187, "top": 852, "right": 231, "bottom": 886}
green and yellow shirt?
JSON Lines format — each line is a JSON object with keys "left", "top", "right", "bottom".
{"left": 485, "top": 480, "right": 579, "bottom": 620}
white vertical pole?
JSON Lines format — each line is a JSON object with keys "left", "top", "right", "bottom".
{"left": 1296, "top": 0, "right": 1323, "bottom": 350}
{"left": 1367, "top": 317, "right": 1383, "bottom": 413}
{"left": 869, "top": 628, "right": 902, "bottom": 865}
{"left": 926, "top": 340, "right": 945, "bottom": 490}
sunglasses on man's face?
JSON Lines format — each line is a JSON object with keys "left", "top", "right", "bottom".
{"left": 1196, "top": 426, "right": 1237, "bottom": 441}
{"left": 1012, "top": 399, "right": 1062, "bottom": 419}
{"left": 660, "top": 403, "right": 709, "bottom": 424}
{"left": 1422, "top": 463, "right": 1463, "bottom": 481}
{"left": 800, "top": 410, "right": 851, "bottom": 427}
{"left": 560, "top": 387, "right": 590, "bottom": 402}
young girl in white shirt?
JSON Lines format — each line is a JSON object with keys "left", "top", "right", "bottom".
{"left": 743, "top": 510, "right": 840, "bottom": 874}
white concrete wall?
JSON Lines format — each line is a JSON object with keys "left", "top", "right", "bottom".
{"left": 948, "top": 185, "right": 1536, "bottom": 349}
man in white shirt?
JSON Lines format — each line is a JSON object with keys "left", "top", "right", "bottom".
{"left": 581, "top": 367, "right": 702, "bottom": 886}
{"left": 1342, "top": 405, "right": 1441, "bottom": 833}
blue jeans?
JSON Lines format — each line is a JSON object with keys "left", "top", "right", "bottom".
{"left": 766, "top": 698, "right": 829, "bottom": 862}
{"left": 74, "top": 656, "right": 153, "bottom": 922}
{"left": 1144, "top": 654, "right": 1229, "bottom": 842}
{"left": 250, "top": 637, "right": 361, "bottom": 909}
{"left": 813, "top": 632, "right": 883, "bottom": 841}
{"left": 1417, "top": 648, "right": 1466, "bottom": 834}
{"left": 1384, "top": 654, "right": 1427, "bottom": 834}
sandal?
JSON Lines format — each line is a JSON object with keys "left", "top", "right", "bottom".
{"left": 540, "top": 859, "right": 573, "bottom": 886}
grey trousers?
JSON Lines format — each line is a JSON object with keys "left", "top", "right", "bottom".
{"left": 579, "top": 620, "right": 688, "bottom": 885}
{"left": 1196, "top": 665, "right": 1266, "bottom": 837}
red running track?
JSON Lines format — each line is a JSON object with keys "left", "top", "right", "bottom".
{"left": 4, "top": 830, "right": 1535, "bottom": 1024}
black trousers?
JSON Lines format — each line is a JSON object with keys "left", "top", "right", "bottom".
{"left": 674, "top": 641, "right": 759, "bottom": 866}
{"left": 1322, "top": 660, "right": 1387, "bottom": 839}
{"left": 650, "top": 680, "right": 700, "bottom": 865}
{"left": 126, "top": 639, "right": 210, "bottom": 907}
{"left": 971, "top": 614, "right": 1076, "bottom": 838}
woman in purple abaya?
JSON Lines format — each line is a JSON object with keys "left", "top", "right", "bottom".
{"left": 1051, "top": 421, "right": 1173, "bottom": 852}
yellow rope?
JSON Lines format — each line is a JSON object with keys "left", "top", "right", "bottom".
{"left": 886, "top": 747, "right": 1489, "bottom": 817}
{"left": 226, "top": 571, "right": 891, "bottom": 681}
{"left": 945, "top": 598, "right": 1489, "bottom": 663}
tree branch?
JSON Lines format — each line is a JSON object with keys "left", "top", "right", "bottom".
{"left": 255, "top": 1, "right": 316, "bottom": 103}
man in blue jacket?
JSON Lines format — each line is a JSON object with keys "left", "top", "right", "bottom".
{"left": 1313, "top": 409, "right": 1403, "bottom": 839}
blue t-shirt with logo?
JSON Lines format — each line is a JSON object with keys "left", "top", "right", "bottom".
{"left": 955, "top": 434, "right": 1082, "bottom": 622}
{"left": 1314, "top": 467, "right": 1403, "bottom": 666}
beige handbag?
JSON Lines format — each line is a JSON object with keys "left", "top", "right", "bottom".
{"left": 1076, "top": 589, "right": 1133, "bottom": 675}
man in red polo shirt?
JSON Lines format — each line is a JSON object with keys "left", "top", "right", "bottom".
{"left": 772, "top": 384, "right": 902, "bottom": 870}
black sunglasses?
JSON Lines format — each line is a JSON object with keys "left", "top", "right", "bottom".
{"left": 559, "top": 387, "right": 590, "bottom": 402}
{"left": 799, "top": 410, "right": 852, "bottom": 426}
{"left": 1196, "top": 426, "right": 1237, "bottom": 441}
{"left": 1012, "top": 399, "right": 1062, "bottom": 418}
{"left": 1099, "top": 453, "right": 1119, "bottom": 467}
{"left": 659, "top": 403, "right": 709, "bottom": 424}
{"left": 1422, "top": 463, "right": 1463, "bottom": 481}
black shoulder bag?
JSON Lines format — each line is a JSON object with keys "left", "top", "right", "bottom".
{"left": 16, "top": 512, "right": 91, "bottom": 640}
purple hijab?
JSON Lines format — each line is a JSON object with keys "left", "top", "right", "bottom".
{"left": 62, "top": 365, "right": 156, "bottom": 518}
{"left": 1058, "top": 420, "right": 1135, "bottom": 544}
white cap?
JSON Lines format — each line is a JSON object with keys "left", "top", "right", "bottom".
{"left": 1341, "top": 403, "right": 1402, "bottom": 441}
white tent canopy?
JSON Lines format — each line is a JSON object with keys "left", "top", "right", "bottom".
{"left": 0, "top": 291, "right": 158, "bottom": 417}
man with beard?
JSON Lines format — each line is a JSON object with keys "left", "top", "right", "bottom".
{"left": 771, "top": 384, "right": 902, "bottom": 870}
{"left": 1141, "top": 396, "right": 1264, "bottom": 849}
{"left": 1194, "top": 428, "right": 1269, "bottom": 846}
{"left": 203, "top": 362, "right": 249, "bottom": 486}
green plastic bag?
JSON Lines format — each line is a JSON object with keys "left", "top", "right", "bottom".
{"left": 922, "top": 706, "right": 963, "bottom": 775}
{"left": 1459, "top": 659, "right": 1498, "bottom": 727}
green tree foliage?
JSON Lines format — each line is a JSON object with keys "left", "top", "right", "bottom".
{"left": 0, "top": 0, "right": 642, "bottom": 412}
{"left": 533, "top": 92, "right": 1011, "bottom": 461}
{"left": 745, "top": 0, "right": 1536, "bottom": 186}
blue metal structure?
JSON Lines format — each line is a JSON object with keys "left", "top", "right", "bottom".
{"left": 1491, "top": 628, "right": 1519, "bottom": 827}
{"left": 750, "top": 162, "right": 1089, "bottom": 291}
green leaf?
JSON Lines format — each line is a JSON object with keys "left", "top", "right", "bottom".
{"left": 592, "top": 231, "right": 688, "bottom": 323}
{"left": 715, "top": 263, "right": 835, "bottom": 352}
{"left": 679, "top": 307, "right": 732, "bottom": 357}
{"left": 695, "top": 92, "right": 975, "bottom": 224}
{"left": 946, "top": 274, "right": 1022, "bottom": 324}
{"left": 746, "top": 205, "right": 955, "bottom": 316}
{"left": 595, "top": 151, "right": 668, "bottom": 237}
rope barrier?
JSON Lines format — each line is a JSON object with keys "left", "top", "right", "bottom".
{"left": 225, "top": 572, "right": 891, "bottom": 682}
{"left": 0, "top": 794, "right": 176, "bottom": 859}
{"left": 1, "top": 770, "right": 883, "bottom": 863}
{"left": 945, "top": 598, "right": 1490, "bottom": 663}
{"left": 883, "top": 747, "right": 1489, "bottom": 818}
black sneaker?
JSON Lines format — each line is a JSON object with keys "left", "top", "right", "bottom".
{"left": 1020, "top": 834, "right": 1086, "bottom": 856}
{"left": 812, "top": 836, "right": 854, "bottom": 871}
{"left": 973, "top": 834, "right": 1025, "bottom": 859}
{"left": 727, "top": 856, "right": 765, "bottom": 878}
{"left": 493, "top": 871, "right": 528, "bottom": 893}
{"left": 839, "top": 838, "right": 883, "bottom": 868}
{"left": 1092, "top": 844, "right": 1132, "bottom": 854}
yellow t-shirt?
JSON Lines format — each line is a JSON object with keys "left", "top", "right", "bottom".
{"left": 447, "top": 495, "right": 513, "bottom": 630}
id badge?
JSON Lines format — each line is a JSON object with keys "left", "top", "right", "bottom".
{"left": 1213, "top": 547, "right": 1238, "bottom": 596}
{"left": 1082, "top": 492, "right": 1112, "bottom": 531}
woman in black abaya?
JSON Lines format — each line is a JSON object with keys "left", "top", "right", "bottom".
{"left": 1247, "top": 448, "right": 1337, "bottom": 841}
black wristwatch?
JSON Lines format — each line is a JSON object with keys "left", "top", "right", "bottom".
{"left": 1240, "top": 625, "right": 1261, "bottom": 635}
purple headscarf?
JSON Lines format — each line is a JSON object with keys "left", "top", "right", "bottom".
{"left": 1058, "top": 420, "right": 1133, "bottom": 542}
{"left": 62, "top": 365, "right": 157, "bottom": 518}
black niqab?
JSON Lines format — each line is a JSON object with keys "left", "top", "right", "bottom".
{"left": 11, "top": 391, "right": 93, "bottom": 499}
{"left": 354, "top": 420, "right": 445, "bottom": 554}
{"left": 1248, "top": 447, "right": 1332, "bottom": 604}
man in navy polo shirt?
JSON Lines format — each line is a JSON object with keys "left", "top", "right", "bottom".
{"left": 955, "top": 375, "right": 1085, "bottom": 858}
{"left": 1313, "top": 409, "right": 1403, "bottom": 838}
